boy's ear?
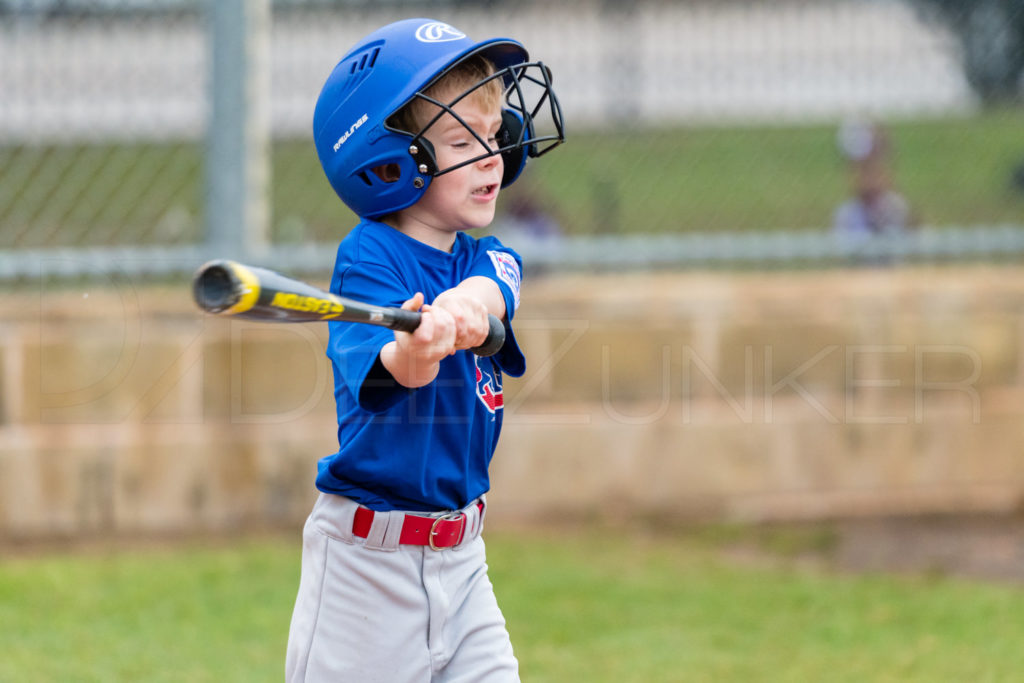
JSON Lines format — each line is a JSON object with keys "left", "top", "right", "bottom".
{"left": 371, "top": 163, "right": 402, "bottom": 183}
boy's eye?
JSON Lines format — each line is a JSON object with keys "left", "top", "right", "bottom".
{"left": 450, "top": 134, "right": 498, "bottom": 150}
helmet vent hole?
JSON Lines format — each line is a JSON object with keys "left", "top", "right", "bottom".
{"left": 348, "top": 47, "right": 380, "bottom": 75}
{"left": 338, "top": 46, "right": 382, "bottom": 99}
{"left": 356, "top": 171, "right": 373, "bottom": 187}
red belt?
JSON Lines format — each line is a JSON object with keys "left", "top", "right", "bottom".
{"left": 352, "top": 503, "right": 483, "bottom": 551}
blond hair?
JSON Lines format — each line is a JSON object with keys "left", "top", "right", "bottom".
{"left": 390, "top": 55, "right": 503, "bottom": 134}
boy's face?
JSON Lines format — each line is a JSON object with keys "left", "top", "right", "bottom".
{"left": 400, "top": 92, "right": 504, "bottom": 239}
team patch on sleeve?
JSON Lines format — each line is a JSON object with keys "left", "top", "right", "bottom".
{"left": 487, "top": 250, "right": 521, "bottom": 311}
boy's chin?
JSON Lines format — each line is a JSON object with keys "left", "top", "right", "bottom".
{"left": 462, "top": 210, "right": 497, "bottom": 231}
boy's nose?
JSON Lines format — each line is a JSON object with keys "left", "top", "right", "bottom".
{"left": 477, "top": 150, "right": 501, "bottom": 170}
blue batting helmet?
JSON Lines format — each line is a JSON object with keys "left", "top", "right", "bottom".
{"left": 313, "top": 18, "right": 564, "bottom": 219}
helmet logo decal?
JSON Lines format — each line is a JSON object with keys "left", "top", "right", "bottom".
{"left": 414, "top": 21, "right": 466, "bottom": 43}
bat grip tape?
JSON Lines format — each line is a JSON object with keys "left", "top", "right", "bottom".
{"left": 386, "top": 308, "right": 421, "bottom": 333}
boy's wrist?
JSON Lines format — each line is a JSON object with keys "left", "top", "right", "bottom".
{"left": 380, "top": 341, "right": 442, "bottom": 388}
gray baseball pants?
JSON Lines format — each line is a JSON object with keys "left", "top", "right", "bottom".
{"left": 285, "top": 493, "right": 519, "bottom": 682}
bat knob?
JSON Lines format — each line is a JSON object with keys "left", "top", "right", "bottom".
{"left": 470, "top": 314, "right": 506, "bottom": 357}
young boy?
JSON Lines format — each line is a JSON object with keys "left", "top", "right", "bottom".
{"left": 285, "top": 18, "right": 564, "bottom": 682}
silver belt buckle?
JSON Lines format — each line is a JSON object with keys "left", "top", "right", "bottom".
{"left": 429, "top": 511, "right": 466, "bottom": 551}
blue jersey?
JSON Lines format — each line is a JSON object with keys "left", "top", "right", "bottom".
{"left": 316, "top": 219, "right": 526, "bottom": 512}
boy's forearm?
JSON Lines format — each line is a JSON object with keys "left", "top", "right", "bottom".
{"left": 379, "top": 340, "right": 441, "bottom": 388}
{"left": 450, "top": 276, "right": 507, "bottom": 321}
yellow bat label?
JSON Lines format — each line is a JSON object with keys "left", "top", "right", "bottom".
{"left": 270, "top": 292, "right": 345, "bottom": 318}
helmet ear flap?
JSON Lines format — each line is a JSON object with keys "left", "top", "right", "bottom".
{"left": 498, "top": 108, "right": 532, "bottom": 187}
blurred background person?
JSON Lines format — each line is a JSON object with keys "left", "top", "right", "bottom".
{"left": 833, "top": 118, "right": 917, "bottom": 240}
{"left": 490, "top": 179, "right": 564, "bottom": 275}
{"left": 492, "top": 179, "right": 564, "bottom": 243}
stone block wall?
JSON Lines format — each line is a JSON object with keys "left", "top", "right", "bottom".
{"left": 1, "top": 267, "right": 1022, "bottom": 540}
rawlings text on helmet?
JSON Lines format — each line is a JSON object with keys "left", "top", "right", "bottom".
{"left": 333, "top": 113, "right": 369, "bottom": 152}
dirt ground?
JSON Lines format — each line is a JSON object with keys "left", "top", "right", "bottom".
{"left": 830, "top": 513, "right": 1024, "bottom": 582}
{"left": 713, "top": 512, "right": 1024, "bottom": 583}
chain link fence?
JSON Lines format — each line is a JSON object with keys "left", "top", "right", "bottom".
{"left": 1, "top": 0, "right": 1023, "bottom": 278}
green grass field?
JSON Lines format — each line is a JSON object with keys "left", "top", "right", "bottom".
{"left": 2, "top": 527, "right": 1022, "bottom": 682}
{"left": 2, "top": 110, "right": 1023, "bottom": 248}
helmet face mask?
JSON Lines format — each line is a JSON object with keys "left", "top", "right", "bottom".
{"left": 313, "top": 19, "right": 565, "bottom": 220}
{"left": 399, "top": 61, "right": 564, "bottom": 187}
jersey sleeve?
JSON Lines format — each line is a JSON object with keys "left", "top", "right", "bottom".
{"left": 467, "top": 238, "right": 526, "bottom": 378}
{"left": 327, "top": 261, "right": 413, "bottom": 413}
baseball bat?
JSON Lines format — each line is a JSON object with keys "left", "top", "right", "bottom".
{"left": 192, "top": 259, "right": 505, "bottom": 357}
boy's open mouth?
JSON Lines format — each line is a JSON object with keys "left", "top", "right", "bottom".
{"left": 472, "top": 184, "right": 497, "bottom": 197}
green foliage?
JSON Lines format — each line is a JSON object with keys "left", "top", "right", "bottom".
{"left": 2, "top": 529, "right": 1024, "bottom": 682}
